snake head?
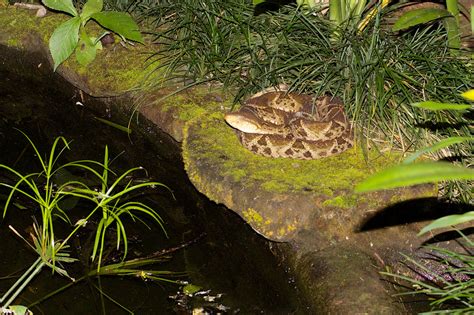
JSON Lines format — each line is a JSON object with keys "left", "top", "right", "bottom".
{"left": 224, "top": 112, "right": 263, "bottom": 133}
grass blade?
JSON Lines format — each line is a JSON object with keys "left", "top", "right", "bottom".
{"left": 403, "top": 137, "right": 474, "bottom": 164}
{"left": 412, "top": 101, "right": 472, "bottom": 111}
{"left": 355, "top": 162, "right": 474, "bottom": 192}
{"left": 419, "top": 211, "right": 474, "bottom": 235}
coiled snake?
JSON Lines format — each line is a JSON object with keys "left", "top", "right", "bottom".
{"left": 224, "top": 91, "right": 353, "bottom": 159}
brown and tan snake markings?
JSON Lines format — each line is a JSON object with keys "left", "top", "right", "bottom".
{"left": 224, "top": 91, "right": 354, "bottom": 160}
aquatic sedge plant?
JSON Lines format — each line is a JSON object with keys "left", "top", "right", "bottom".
{"left": 42, "top": 0, "right": 144, "bottom": 70}
{"left": 0, "top": 131, "right": 168, "bottom": 311}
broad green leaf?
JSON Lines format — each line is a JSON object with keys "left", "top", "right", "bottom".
{"left": 75, "top": 30, "right": 101, "bottom": 66}
{"left": 75, "top": 37, "right": 98, "bottom": 66}
{"left": 355, "top": 162, "right": 474, "bottom": 192}
{"left": 42, "top": 0, "right": 77, "bottom": 16}
{"left": 253, "top": 0, "right": 266, "bottom": 5}
{"left": 461, "top": 89, "right": 474, "bottom": 101}
{"left": 419, "top": 211, "right": 474, "bottom": 235}
{"left": 404, "top": 137, "right": 474, "bottom": 164}
{"left": 412, "top": 101, "right": 472, "bottom": 111}
{"left": 393, "top": 8, "right": 451, "bottom": 31}
{"left": 81, "top": 0, "right": 103, "bottom": 22}
{"left": 90, "top": 11, "right": 143, "bottom": 43}
{"left": 49, "top": 17, "right": 81, "bottom": 71}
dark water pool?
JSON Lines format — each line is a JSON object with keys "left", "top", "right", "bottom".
{"left": 0, "top": 48, "right": 306, "bottom": 314}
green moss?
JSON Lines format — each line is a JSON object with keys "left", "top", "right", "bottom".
{"left": 276, "top": 223, "right": 297, "bottom": 238}
{"left": 231, "top": 169, "right": 247, "bottom": 181}
{"left": 322, "top": 195, "right": 358, "bottom": 209}
{"left": 74, "top": 51, "right": 149, "bottom": 94}
{"left": 0, "top": 7, "right": 151, "bottom": 94}
{"left": 6, "top": 38, "right": 19, "bottom": 47}
{"left": 243, "top": 208, "right": 265, "bottom": 224}
{"left": 162, "top": 100, "right": 208, "bottom": 121}
{"left": 0, "top": 9, "right": 66, "bottom": 46}
{"left": 0, "top": 8, "right": 45, "bottom": 47}
{"left": 37, "top": 14, "right": 67, "bottom": 41}
{"left": 156, "top": 87, "right": 234, "bottom": 123}
{"left": 241, "top": 207, "right": 274, "bottom": 237}
{"left": 184, "top": 112, "right": 402, "bottom": 195}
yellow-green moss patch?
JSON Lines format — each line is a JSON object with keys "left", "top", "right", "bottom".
{"left": 184, "top": 112, "right": 402, "bottom": 195}
{"left": 322, "top": 195, "right": 359, "bottom": 209}
{"left": 160, "top": 99, "right": 208, "bottom": 121}
{"left": 0, "top": 8, "right": 45, "bottom": 47}
{"left": 155, "top": 86, "right": 234, "bottom": 123}
{"left": 0, "top": 6, "right": 154, "bottom": 94}
{"left": 75, "top": 30, "right": 155, "bottom": 93}
{"left": 243, "top": 208, "right": 265, "bottom": 224}
{"left": 0, "top": 7, "right": 68, "bottom": 48}
{"left": 242, "top": 207, "right": 273, "bottom": 237}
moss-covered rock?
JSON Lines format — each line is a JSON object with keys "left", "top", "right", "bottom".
{"left": 0, "top": 6, "right": 153, "bottom": 96}
{"left": 294, "top": 246, "right": 407, "bottom": 313}
{"left": 183, "top": 112, "right": 437, "bottom": 242}
{"left": 139, "top": 86, "right": 234, "bottom": 141}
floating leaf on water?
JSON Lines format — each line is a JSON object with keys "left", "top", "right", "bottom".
{"left": 4, "top": 305, "right": 33, "bottom": 315}
{"left": 183, "top": 283, "right": 202, "bottom": 295}
{"left": 75, "top": 219, "right": 88, "bottom": 227}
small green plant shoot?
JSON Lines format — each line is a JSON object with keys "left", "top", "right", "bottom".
{"left": 43, "top": 0, "right": 144, "bottom": 70}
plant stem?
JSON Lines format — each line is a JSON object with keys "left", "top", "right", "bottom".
{"left": 444, "top": 0, "right": 461, "bottom": 52}
{"left": 330, "top": 0, "right": 341, "bottom": 24}
{"left": 446, "top": 0, "right": 460, "bottom": 25}
{"left": 0, "top": 257, "right": 41, "bottom": 303}
{"left": 1, "top": 258, "right": 45, "bottom": 308}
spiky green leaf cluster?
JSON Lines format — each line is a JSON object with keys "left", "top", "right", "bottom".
{"left": 0, "top": 131, "right": 169, "bottom": 278}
